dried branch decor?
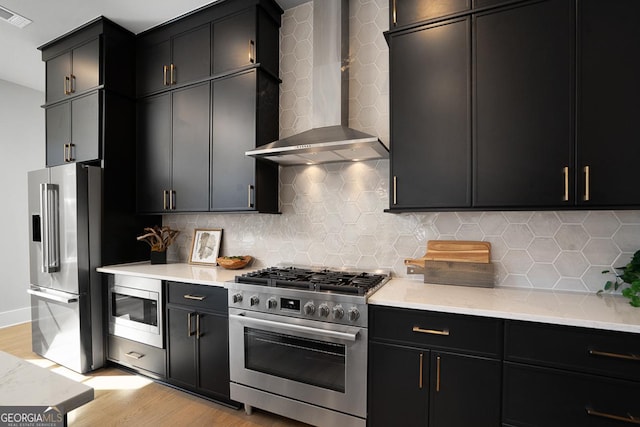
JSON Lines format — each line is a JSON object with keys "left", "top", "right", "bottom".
{"left": 137, "top": 226, "right": 180, "bottom": 252}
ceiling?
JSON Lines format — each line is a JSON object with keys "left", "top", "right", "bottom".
{"left": 0, "top": 0, "right": 309, "bottom": 93}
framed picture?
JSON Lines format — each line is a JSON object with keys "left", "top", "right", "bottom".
{"left": 189, "top": 228, "right": 222, "bottom": 266}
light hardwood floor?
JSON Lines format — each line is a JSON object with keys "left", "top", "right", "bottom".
{"left": 0, "top": 322, "right": 308, "bottom": 426}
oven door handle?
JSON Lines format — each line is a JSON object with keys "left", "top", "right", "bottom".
{"left": 230, "top": 313, "right": 359, "bottom": 342}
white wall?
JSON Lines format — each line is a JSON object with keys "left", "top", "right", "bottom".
{"left": 0, "top": 79, "right": 44, "bottom": 327}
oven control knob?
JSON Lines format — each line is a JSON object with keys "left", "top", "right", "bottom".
{"left": 250, "top": 296, "right": 260, "bottom": 306}
{"left": 267, "top": 297, "right": 278, "bottom": 309}
{"left": 347, "top": 307, "right": 360, "bottom": 322}
{"left": 303, "top": 302, "right": 316, "bottom": 315}
{"left": 232, "top": 293, "right": 243, "bottom": 304}
{"left": 332, "top": 305, "right": 345, "bottom": 320}
{"left": 319, "top": 303, "right": 330, "bottom": 318}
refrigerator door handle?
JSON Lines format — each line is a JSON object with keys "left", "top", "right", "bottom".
{"left": 28, "top": 287, "right": 78, "bottom": 304}
{"left": 39, "top": 183, "right": 60, "bottom": 273}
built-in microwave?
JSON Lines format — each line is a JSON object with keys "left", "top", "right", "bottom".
{"left": 108, "top": 275, "right": 163, "bottom": 348}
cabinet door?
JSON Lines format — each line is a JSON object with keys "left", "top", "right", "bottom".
{"left": 172, "top": 24, "right": 211, "bottom": 86}
{"left": 71, "top": 91, "right": 100, "bottom": 163}
{"left": 167, "top": 306, "right": 197, "bottom": 388}
{"left": 211, "top": 70, "right": 256, "bottom": 211}
{"left": 197, "top": 312, "right": 229, "bottom": 399}
{"left": 429, "top": 352, "right": 501, "bottom": 427}
{"left": 368, "top": 342, "right": 429, "bottom": 427}
{"left": 389, "top": 18, "right": 471, "bottom": 209}
{"left": 71, "top": 38, "right": 100, "bottom": 95}
{"left": 136, "top": 39, "right": 171, "bottom": 96}
{"left": 474, "top": 0, "right": 574, "bottom": 207}
{"left": 172, "top": 83, "right": 210, "bottom": 212}
{"left": 391, "top": 0, "right": 470, "bottom": 28}
{"left": 136, "top": 93, "right": 172, "bottom": 213}
{"left": 577, "top": 0, "right": 640, "bottom": 207}
{"left": 212, "top": 9, "right": 256, "bottom": 75}
{"left": 45, "top": 102, "right": 71, "bottom": 167}
{"left": 46, "top": 52, "right": 71, "bottom": 104}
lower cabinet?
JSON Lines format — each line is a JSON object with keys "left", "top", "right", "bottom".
{"left": 368, "top": 306, "right": 503, "bottom": 427}
{"left": 166, "top": 282, "right": 234, "bottom": 404}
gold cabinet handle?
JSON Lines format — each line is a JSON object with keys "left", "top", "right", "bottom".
{"left": 63, "top": 143, "right": 75, "bottom": 162}
{"left": 589, "top": 349, "right": 640, "bottom": 362}
{"left": 170, "top": 63, "right": 176, "bottom": 85}
{"left": 69, "top": 74, "right": 75, "bottom": 94}
{"left": 413, "top": 326, "right": 450, "bottom": 336}
{"left": 586, "top": 407, "right": 640, "bottom": 424}
{"left": 187, "top": 312, "right": 195, "bottom": 337}
{"left": 163, "top": 190, "right": 168, "bottom": 210}
{"left": 418, "top": 352, "right": 424, "bottom": 389}
{"left": 562, "top": 166, "right": 569, "bottom": 201}
{"left": 392, "top": 0, "right": 397, "bottom": 26}
{"left": 583, "top": 165, "right": 590, "bottom": 201}
{"left": 63, "top": 144, "right": 69, "bottom": 162}
{"left": 170, "top": 190, "right": 176, "bottom": 210}
{"left": 249, "top": 40, "right": 255, "bottom": 64}
{"left": 248, "top": 185, "right": 254, "bottom": 208}
{"left": 436, "top": 355, "right": 441, "bottom": 392}
{"left": 393, "top": 176, "right": 397, "bottom": 205}
{"left": 67, "top": 143, "right": 74, "bottom": 162}
{"left": 183, "top": 294, "right": 206, "bottom": 301}
{"left": 163, "top": 65, "right": 169, "bottom": 86}
{"left": 124, "top": 351, "right": 144, "bottom": 360}
{"left": 64, "top": 76, "right": 71, "bottom": 95}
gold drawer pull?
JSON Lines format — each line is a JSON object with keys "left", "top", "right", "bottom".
{"left": 436, "top": 355, "right": 441, "bottom": 392}
{"left": 418, "top": 352, "right": 424, "bottom": 389}
{"left": 184, "top": 294, "right": 206, "bottom": 301}
{"left": 413, "top": 326, "right": 449, "bottom": 336}
{"left": 586, "top": 407, "right": 640, "bottom": 424}
{"left": 589, "top": 349, "right": 640, "bottom": 362}
{"left": 125, "top": 351, "right": 144, "bottom": 360}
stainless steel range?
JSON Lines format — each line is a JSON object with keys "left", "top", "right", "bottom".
{"left": 228, "top": 266, "right": 389, "bottom": 427}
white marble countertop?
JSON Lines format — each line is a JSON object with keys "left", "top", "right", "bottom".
{"left": 97, "top": 261, "right": 248, "bottom": 286}
{"left": 0, "top": 351, "right": 94, "bottom": 411}
{"left": 97, "top": 262, "right": 640, "bottom": 334}
{"left": 369, "top": 277, "right": 640, "bottom": 334}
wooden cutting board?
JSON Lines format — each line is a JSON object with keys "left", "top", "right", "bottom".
{"left": 424, "top": 240, "right": 491, "bottom": 263}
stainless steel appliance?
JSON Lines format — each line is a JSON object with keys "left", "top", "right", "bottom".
{"left": 108, "top": 275, "right": 163, "bottom": 348}
{"left": 28, "top": 163, "right": 103, "bottom": 373}
{"left": 228, "top": 267, "right": 389, "bottom": 427}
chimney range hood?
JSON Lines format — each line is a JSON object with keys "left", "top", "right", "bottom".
{"left": 245, "top": 0, "right": 389, "bottom": 166}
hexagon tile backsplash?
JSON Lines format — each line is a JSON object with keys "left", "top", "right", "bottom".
{"left": 164, "top": 0, "right": 640, "bottom": 293}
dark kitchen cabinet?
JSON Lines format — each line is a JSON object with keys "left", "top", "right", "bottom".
{"left": 212, "top": 6, "right": 279, "bottom": 77}
{"left": 388, "top": 17, "right": 471, "bottom": 210}
{"left": 137, "top": 82, "right": 210, "bottom": 213}
{"left": 45, "top": 38, "right": 99, "bottom": 104}
{"left": 136, "top": 24, "right": 211, "bottom": 97}
{"left": 473, "top": 0, "right": 574, "bottom": 208}
{"left": 166, "top": 282, "right": 233, "bottom": 403}
{"left": 45, "top": 91, "right": 100, "bottom": 166}
{"left": 211, "top": 69, "right": 279, "bottom": 212}
{"left": 576, "top": 0, "right": 640, "bottom": 207}
{"left": 503, "top": 320, "right": 640, "bottom": 426}
{"left": 389, "top": 0, "right": 470, "bottom": 28}
{"left": 368, "top": 306, "right": 503, "bottom": 427}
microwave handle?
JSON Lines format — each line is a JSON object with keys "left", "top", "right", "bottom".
{"left": 230, "top": 313, "right": 359, "bottom": 342}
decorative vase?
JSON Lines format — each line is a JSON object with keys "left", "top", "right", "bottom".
{"left": 150, "top": 250, "right": 167, "bottom": 265}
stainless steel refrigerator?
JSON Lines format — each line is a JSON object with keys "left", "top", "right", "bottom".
{"left": 28, "top": 163, "right": 103, "bottom": 373}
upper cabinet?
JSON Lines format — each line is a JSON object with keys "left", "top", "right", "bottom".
{"left": 473, "top": 0, "right": 573, "bottom": 208}
{"left": 576, "top": 0, "right": 640, "bottom": 207}
{"left": 387, "top": 0, "right": 640, "bottom": 211}
{"left": 40, "top": 17, "right": 136, "bottom": 167}
{"left": 45, "top": 38, "right": 99, "bottom": 104}
{"left": 136, "top": 24, "right": 211, "bottom": 97}
{"left": 390, "top": 0, "right": 470, "bottom": 28}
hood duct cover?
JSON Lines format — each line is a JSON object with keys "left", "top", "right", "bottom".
{"left": 246, "top": 0, "right": 388, "bottom": 165}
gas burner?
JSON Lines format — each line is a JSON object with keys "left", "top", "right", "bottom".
{"left": 235, "top": 266, "right": 389, "bottom": 296}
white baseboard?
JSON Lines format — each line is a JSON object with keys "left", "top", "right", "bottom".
{"left": 0, "top": 307, "right": 30, "bottom": 328}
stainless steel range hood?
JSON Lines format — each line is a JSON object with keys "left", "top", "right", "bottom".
{"left": 246, "top": 0, "right": 389, "bottom": 166}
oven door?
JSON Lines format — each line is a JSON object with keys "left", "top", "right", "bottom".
{"left": 229, "top": 308, "right": 367, "bottom": 418}
{"left": 109, "top": 283, "right": 163, "bottom": 348}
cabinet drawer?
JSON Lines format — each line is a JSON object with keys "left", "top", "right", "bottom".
{"left": 108, "top": 335, "right": 166, "bottom": 378}
{"left": 370, "top": 306, "right": 503, "bottom": 357}
{"left": 505, "top": 320, "right": 640, "bottom": 382}
{"left": 503, "top": 362, "right": 640, "bottom": 427}
{"left": 167, "top": 281, "right": 227, "bottom": 313}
